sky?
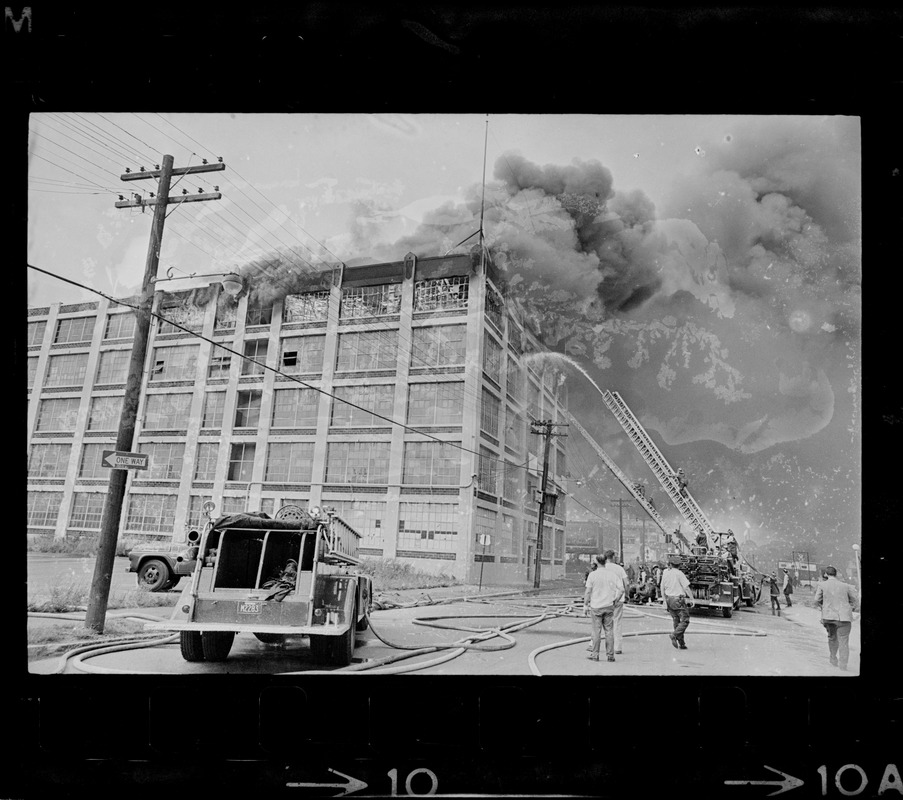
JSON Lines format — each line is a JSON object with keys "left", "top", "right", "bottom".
{"left": 26, "top": 113, "right": 862, "bottom": 570}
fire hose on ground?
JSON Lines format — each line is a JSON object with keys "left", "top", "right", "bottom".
{"left": 33, "top": 591, "right": 769, "bottom": 675}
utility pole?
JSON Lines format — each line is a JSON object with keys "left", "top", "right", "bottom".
{"left": 530, "top": 420, "right": 567, "bottom": 589}
{"left": 85, "top": 155, "right": 225, "bottom": 633}
{"left": 612, "top": 498, "right": 633, "bottom": 564}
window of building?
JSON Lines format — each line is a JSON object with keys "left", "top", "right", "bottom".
{"left": 95, "top": 349, "right": 130, "bottom": 385}
{"left": 413, "top": 276, "right": 469, "bottom": 312}
{"left": 28, "top": 320, "right": 47, "bottom": 347}
{"left": 485, "top": 287, "right": 503, "bottom": 331}
{"left": 505, "top": 409, "right": 525, "bottom": 452}
{"left": 398, "top": 502, "right": 459, "bottom": 551}
{"left": 556, "top": 448, "right": 566, "bottom": 481}
{"left": 478, "top": 446, "right": 498, "bottom": 495}
{"left": 406, "top": 382, "right": 464, "bottom": 426}
{"left": 139, "top": 442, "right": 186, "bottom": 480}
{"left": 325, "top": 442, "right": 390, "bottom": 484}
{"left": 411, "top": 325, "right": 466, "bottom": 368}
{"left": 125, "top": 493, "right": 177, "bottom": 533}
{"left": 143, "top": 393, "right": 192, "bottom": 429}
{"left": 271, "top": 388, "right": 320, "bottom": 428}
{"left": 87, "top": 395, "right": 123, "bottom": 430}
{"left": 501, "top": 514, "right": 520, "bottom": 558}
{"left": 335, "top": 331, "right": 398, "bottom": 371}
{"left": 503, "top": 462, "right": 522, "bottom": 503}
{"left": 234, "top": 390, "right": 262, "bottom": 428}
{"left": 331, "top": 385, "right": 395, "bottom": 427}
{"left": 402, "top": 441, "right": 460, "bottom": 486}
{"left": 187, "top": 495, "right": 214, "bottom": 530}
{"left": 284, "top": 290, "right": 330, "bottom": 323}
{"left": 193, "top": 442, "right": 219, "bottom": 481}
{"left": 506, "top": 355, "right": 524, "bottom": 401}
{"left": 150, "top": 345, "right": 198, "bottom": 381}
{"left": 157, "top": 292, "right": 204, "bottom": 334}
{"left": 215, "top": 302, "right": 237, "bottom": 331}
{"left": 280, "top": 335, "right": 326, "bottom": 373}
{"left": 242, "top": 339, "right": 269, "bottom": 375}
{"left": 78, "top": 444, "right": 108, "bottom": 479}
{"left": 328, "top": 500, "right": 385, "bottom": 548}
{"left": 27, "top": 492, "right": 62, "bottom": 527}
{"left": 483, "top": 333, "right": 502, "bottom": 382}
{"left": 227, "top": 443, "right": 257, "bottom": 482}
{"left": 246, "top": 302, "right": 273, "bottom": 327}
{"left": 265, "top": 442, "right": 315, "bottom": 483}
{"left": 480, "top": 388, "right": 500, "bottom": 437}
{"left": 508, "top": 324, "right": 523, "bottom": 353}
{"left": 259, "top": 498, "right": 275, "bottom": 517}
{"left": 528, "top": 380, "right": 541, "bottom": 421}
{"left": 104, "top": 312, "right": 136, "bottom": 340}
{"left": 202, "top": 392, "right": 226, "bottom": 428}
{"left": 44, "top": 353, "right": 89, "bottom": 388}
{"left": 69, "top": 493, "right": 105, "bottom": 530}
{"left": 221, "top": 496, "right": 247, "bottom": 516}
{"left": 27, "top": 443, "right": 72, "bottom": 478}
{"left": 208, "top": 352, "right": 231, "bottom": 379}
{"left": 27, "top": 356, "right": 39, "bottom": 388}
{"left": 340, "top": 283, "right": 401, "bottom": 318}
{"left": 54, "top": 316, "right": 95, "bottom": 345}
{"left": 475, "top": 507, "right": 497, "bottom": 551}
{"left": 35, "top": 397, "right": 81, "bottom": 432}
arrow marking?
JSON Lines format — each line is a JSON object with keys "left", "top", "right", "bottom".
{"left": 725, "top": 765, "right": 804, "bottom": 796}
{"left": 287, "top": 767, "right": 368, "bottom": 796}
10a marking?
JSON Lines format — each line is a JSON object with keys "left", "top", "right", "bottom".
{"left": 817, "top": 763, "right": 900, "bottom": 796}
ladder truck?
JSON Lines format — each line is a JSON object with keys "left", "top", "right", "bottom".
{"left": 591, "top": 391, "right": 760, "bottom": 616}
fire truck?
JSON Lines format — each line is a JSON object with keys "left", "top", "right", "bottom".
{"left": 147, "top": 503, "right": 373, "bottom": 666}
{"left": 567, "top": 392, "right": 760, "bottom": 617}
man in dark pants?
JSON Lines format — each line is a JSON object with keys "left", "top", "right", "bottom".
{"left": 814, "top": 566, "right": 860, "bottom": 671}
{"left": 781, "top": 568, "right": 793, "bottom": 607}
{"left": 660, "top": 556, "right": 694, "bottom": 649}
{"left": 763, "top": 572, "right": 782, "bottom": 615}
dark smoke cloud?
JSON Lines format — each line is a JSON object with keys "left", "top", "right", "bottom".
{"left": 352, "top": 117, "right": 859, "bottom": 557}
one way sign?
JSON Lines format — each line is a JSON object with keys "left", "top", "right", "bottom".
{"left": 102, "top": 450, "right": 149, "bottom": 470}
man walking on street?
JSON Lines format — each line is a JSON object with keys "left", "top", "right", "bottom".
{"left": 583, "top": 554, "right": 625, "bottom": 662}
{"left": 603, "top": 549, "right": 630, "bottom": 655}
{"left": 661, "top": 555, "right": 694, "bottom": 649}
{"left": 814, "top": 566, "right": 860, "bottom": 671}
{"left": 782, "top": 568, "right": 793, "bottom": 607}
{"left": 765, "top": 572, "right": 782, "bottom": 615}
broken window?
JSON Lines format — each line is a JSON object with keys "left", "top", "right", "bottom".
{"left": 413, "top": 276, "right": 469, "bottom": 312}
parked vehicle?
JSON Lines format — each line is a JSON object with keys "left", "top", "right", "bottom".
{"left": 147, "top": 504, "right": 372, "bottom": 666}
{"left": 126, "top": 531, "right": 201, "bottom": 591}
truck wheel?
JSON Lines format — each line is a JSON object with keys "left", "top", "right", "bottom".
{"left": 254, "top": 633, "right": 285, "bottom": 645}
{"left": 180, "top": 631, "right": 204, "bottom": 662}
{"left": 355, "top": 606, "right": 370, "bottom": 632}
{"left": 138, "top": 559, "right": 171, "bottom": 592}
{"left": 309, "top": 634, "right": 330, "bottom": 663}
{"left": 722, "top": 607, "right": 733, "bottom": 618}
{"left": 329, "top": 625, "right": 354, "bottom": 666}
{"left": 202, "top": 631, "right": 235, "bottom": 661}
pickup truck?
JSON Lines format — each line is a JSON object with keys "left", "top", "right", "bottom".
{"left": 126, "top": 529, "right": 201, "bottom": 591}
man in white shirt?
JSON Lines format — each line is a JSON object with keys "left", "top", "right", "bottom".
{"left": 583, "top": 553, "right": 625, "bottom": 662}
{"left": 660, "top": 555, "right": 695, "bottom": 649}
{"left": 602, "top": 549, "right": 630, "bottom": 654}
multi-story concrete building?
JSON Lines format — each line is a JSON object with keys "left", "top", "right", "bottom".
{"left": 26, "top": 250, "right": 569, "bottom": 584}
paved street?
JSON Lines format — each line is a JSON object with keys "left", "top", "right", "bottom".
{"left": 28, "top": 577, "right": 859, "bottom": 675}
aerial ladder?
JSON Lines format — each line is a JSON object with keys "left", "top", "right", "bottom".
{"left": 598, "top": 390, "right": 718, "bottom": 550}
{"left": 594, "top": 390, "right": 761, "bottom": 614}
{"left": 566, "top": 411, "right": 693, "bottom": 553}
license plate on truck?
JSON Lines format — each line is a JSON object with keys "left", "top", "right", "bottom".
{"left": 238, "top": 601, "right": 261, "bottom": 614}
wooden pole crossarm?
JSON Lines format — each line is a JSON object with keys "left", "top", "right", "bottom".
{"left": 115, "top": 192, "right": 222, "bottom": 208}
{"left": 120, "top": 162, "right": 226, "bottom": 181}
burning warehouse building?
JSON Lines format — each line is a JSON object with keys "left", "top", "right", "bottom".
{"left": 26, "top": 249, "right": 569, "bottom": 584}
